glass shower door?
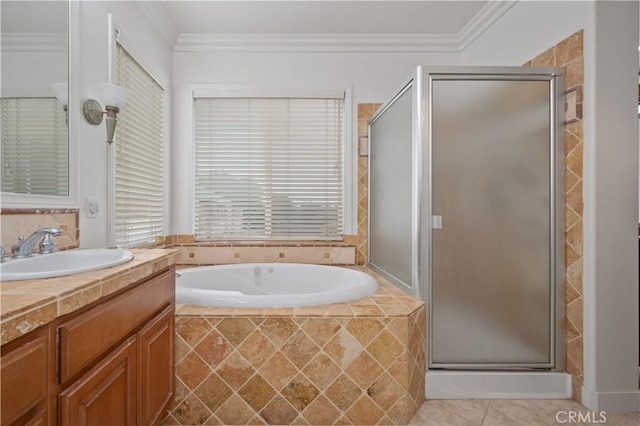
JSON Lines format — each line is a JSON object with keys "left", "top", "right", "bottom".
{"left": 430, "top": 77, "right": 554, "bottom": 368}
{"left": 369, "top": 83, "right": 415, "bottom": 293}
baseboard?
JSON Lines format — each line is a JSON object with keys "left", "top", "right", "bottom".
{"left": 581, "top": 386, "right": 640, "bottom": 414}
{"left": 425, "top": 371, "right": 572, "bottom": 399}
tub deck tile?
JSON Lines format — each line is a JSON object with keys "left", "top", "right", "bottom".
{"left": 167, "top": 266, "right": 426, "bottom": 425}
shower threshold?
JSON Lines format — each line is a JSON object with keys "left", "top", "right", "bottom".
{"left": 425, "top": 370, "right": 572, "bottom": 399}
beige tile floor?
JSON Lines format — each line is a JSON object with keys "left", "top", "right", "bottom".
{"left": 409, "top": 399, "right": 640, "bottom": 426}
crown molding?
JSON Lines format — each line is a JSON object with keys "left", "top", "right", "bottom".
{"left": 457, "top": 0, "right": 518, "bottom": 50}
{"left": 172, "top": 0, "right": 518, "bottom": 53}
{"left": 174, "top": 33, "right": 460, "bottom": 53}
{"left": 138, "top": 1, "right": 179, "bottom": 48}
{"left": 1, "top": 33, "right": 67, "bottom": 52}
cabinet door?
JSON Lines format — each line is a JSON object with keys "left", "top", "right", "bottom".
{"left": 1, "top": 328, "right": 48, "bottom": 426}
{"left": 58, "top": 270, "right": 174, "bottom": 385}
{"left": 22, "top": 410, "right": 47, "bottom": 426}
{"left": 137, "top": 305, "right": 174, "bottom": 426}
{"left": 58, "top": 337, "right": 137, "bottom": 426}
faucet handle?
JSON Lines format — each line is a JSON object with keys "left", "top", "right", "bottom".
{"left": 0, "top": 247, "right": 5, "bottom": 263}
{"left": 11, "top": 236, "right": 24, "bottom": 254}
{"left": 39, "top": 234, "right": 57, "bottom": 254}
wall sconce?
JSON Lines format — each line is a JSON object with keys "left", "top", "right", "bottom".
{"left": 82, "top": 83, "right": 129, "bottom": 144}
{"left": 51, "top": 82, "right": 68, "bottom": 125}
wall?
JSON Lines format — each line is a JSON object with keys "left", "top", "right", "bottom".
{"left": 587, "top": 2, "right": 639, "bottom": 412}
{"left": 171, "top": 50, "right": 460, "bottom": 236}
{"left": 0, "top": 2, "right": 173, "bottom": 250}
{"left": 1, "top": 51, "right": 67, "bottom": 98}
{"left": 463, "top": 0, "right": 639, "bottom": 413}
{"left": 76, "top": 1, "right": 173, "bottom": 248}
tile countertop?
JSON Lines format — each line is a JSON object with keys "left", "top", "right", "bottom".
{"left": 0, "top": 248, "right": 180, "bottom": 346}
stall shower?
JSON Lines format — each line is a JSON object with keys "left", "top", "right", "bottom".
{"left": 368, "top": 66, "right": 571, "bottom": 398}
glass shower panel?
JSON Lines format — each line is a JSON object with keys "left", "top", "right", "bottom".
{"left": 430, "top": 79, "right": 552, "bottom": 366}
{"left": 369, "top": 85, "right": 413, "bottom": 289}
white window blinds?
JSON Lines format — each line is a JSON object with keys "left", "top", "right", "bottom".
{"left": 1, "top": 98, "right": 68, "bottom": 196}
{"left": 113, "top": 44, "right": 164, "bottom": 248}
{"left": 194, "top": 97, "right": 344, "bottom": 240}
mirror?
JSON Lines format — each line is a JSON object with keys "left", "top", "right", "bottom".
{"left": 0, "top": 0, "right": 69, "bottom": 197}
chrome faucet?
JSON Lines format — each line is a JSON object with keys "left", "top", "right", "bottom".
{"left": 0, "top": 247, "right": 5, "bottom": 263}
{"left": 11, "top": 227, "right": 63, "bottom": 258}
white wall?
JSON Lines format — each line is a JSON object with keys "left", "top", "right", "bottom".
{"left": 588, "top": 1, "right": 639, "bottom": 412}
{"left": 462, "top": 1, "right": 589, "bottom": 66}
{"left": 171, "top": 50, "right": 460, "bottom": 235}
{"left": 76, "top": 1, "right": 173, "bottom": 248}
{"left": 1, "top": 51, "right": 67, "bottom": 98}
{"left": 463, "top": 0, "right": 639, "bottom": 413}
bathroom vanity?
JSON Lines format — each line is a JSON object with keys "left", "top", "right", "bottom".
{"left": 0, "top": 249, "right": 179, "bottom": 426}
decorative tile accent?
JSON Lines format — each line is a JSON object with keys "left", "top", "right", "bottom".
{"left": 526, "top": 29, "right": 584, "bottom": 403}
{"left": 170, "top": 243, "right": 357, "bottom": 266}
{"left": 0, "top": 208, "right": 80, "bottom": 254}
{"left": 164, "top": 271, "right": 426, "bottom": 425}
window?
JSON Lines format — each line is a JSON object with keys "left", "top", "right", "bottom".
{"left": 112, "top": 43, "right": 164, "bottom": 248}
{"left": 193, "top": 96, "right": 344, "bottom": 240}
{"left": 1, "top": 97, "right": 68, "bottom": 196}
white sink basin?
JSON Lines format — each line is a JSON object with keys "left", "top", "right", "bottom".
{"left": 0, "top": 249, "right": 133, "bottom": 281}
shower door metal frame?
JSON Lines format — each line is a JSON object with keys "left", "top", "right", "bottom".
{"left": 418, "top": 66, "right": 566, "bottom": 370}
{"left": 367, "top": 76, "right": 422, "bottom": 299}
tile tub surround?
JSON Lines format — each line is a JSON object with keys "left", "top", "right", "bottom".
{"left": 164, "top": 236, "right": 358, "bottom": 266}
{"left": 164, "top": 268, "right": 426, "bottom": 425}
{"left": 0, "top": 248, "right": 180, "bottom": 346}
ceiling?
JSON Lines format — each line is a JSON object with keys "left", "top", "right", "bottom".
{"left": 160, "top": 1, "right": 489, "bottom": 35}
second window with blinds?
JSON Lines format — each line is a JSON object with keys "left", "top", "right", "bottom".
{"left": 112, "top": 43, "right": 165, "bottom": 248}
{"left": 193, "top": 96, "right": 344, "bottom": 241}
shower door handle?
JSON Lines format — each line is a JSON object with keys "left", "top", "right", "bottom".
{"left": 432, "top": 215, "right": 442, "bottom": 230}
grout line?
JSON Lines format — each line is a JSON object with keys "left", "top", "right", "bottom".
{"left": 480, "top": 400, "right": 491, "bottom": 425}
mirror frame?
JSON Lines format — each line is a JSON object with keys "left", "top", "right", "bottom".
{"left": 1, "top": 0, "right": 78, "bottom": 208}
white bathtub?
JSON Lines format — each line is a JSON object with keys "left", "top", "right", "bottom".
{"left": 175, "top": 263, "right": 378, "bottom": 308}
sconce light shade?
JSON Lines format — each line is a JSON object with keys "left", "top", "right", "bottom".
{"left": 99, "top": 83, "right": 128, "bottom": 109}
{"left": 52, "top": 82, "right": 69, "bottom": 126}
{"left": 51, "top": 82, "right": 68, "bottom": 107}
{"left": 82, "top": 83, "right": 129, "bottom": 145}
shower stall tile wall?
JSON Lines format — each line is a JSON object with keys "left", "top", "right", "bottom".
{"left": 356, "top": 30, "right": 585, "bottom": 402}
{"left": 356, "top": 103, "right": 382, "bottom": 265}
{"left": 163, "top": 271, "right": 425, "bottom": 425}
{"left": 367, "top": 63, "right": 572, "bottom": 397}
{"left": 526, "top": 29, "right": 585, "bottom": 403}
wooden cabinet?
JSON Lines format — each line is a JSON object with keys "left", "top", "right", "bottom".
{"left": 137, "top": 305, "right": 175, "bottom": 426}
{"left": 57, "top": 269, "right": 175, "bottom": 425}
{"left": 58, "top": 270, "right": 174, "bottom": 386}
{"left": 1, "top": 325, "right": 50, "bottom": 426}
{"left": 22, "top": 410, "right": 48, "bottom": 426}
{"left": 58, "top": 337, "right": 137, "bottom": 426}
{"left": 0, "top": 266, "right": 175, "bottom": 426}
